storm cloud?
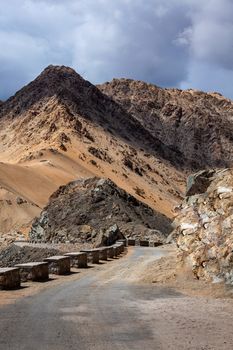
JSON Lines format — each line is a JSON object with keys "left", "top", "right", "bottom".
{"left": 0, "top": 0, "right": 232, "bottom": 100}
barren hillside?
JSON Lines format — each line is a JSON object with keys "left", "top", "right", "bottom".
{"left": 99, "top": 79, "right": 233, "bottom": 168}
{"left": 0, "top": 66, "right": 184, "bottom": 239}
{"left": 2, "top": 66, "right": 233, "bottom": 241}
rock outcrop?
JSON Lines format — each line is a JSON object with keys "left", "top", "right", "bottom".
{"left": 172, "top": 169, "right": 233, "bottom": 284}
{"left": 30, "top": 177, "right": 172, "bottom": 245}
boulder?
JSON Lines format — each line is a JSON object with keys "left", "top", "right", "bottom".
{"left": 96, "top": 224, "right": 124, "bottom": 247}
{"left": 186, "top": 170, "right": 215, "bottom": 196}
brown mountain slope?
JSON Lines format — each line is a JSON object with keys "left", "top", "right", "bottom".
{"left": 98, "top": 79, "right": 233, "bottom": 169}
{"left": 0, "top": 66, "right": 185, "bottom": 165}
{"left": 0, "top": 66, "right": 185, "bottom": 238}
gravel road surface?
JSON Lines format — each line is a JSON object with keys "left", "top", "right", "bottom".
{"left": 0, "top": 247, "right": 233, "bottom": 350}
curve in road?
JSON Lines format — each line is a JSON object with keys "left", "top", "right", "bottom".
{"left": 0, "top": 247, "right": 233, "bottom": 350}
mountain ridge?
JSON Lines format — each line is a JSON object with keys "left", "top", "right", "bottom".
{"left": 0, "top": 65, "right": 185, "bottom": 168}
{"left": 99, "top": 78, "right": 233, "bottom": 169}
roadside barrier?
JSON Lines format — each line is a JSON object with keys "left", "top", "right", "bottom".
{"left": 64, "top": 252, "right": 88, "bottom": 268}
{"left": 0, "top": 267, "right": 21, "bottom": 290}
{"left": 15, "top": 262, "right": 49, "bottom": 282}
{"left": 0, "top": 238, "right": 160, "bottom": 290}
{"left": 80, "top": 249, "right": 100, "bottom": 264}
{"left": 43, "top": 256, "right": 71, "bottom": 275}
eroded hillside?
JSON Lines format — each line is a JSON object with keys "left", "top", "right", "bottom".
{"left": 0, "top": 66, "right": 185, "bottom": 239}
{"left": 99, "top": 79, "right": 233, "bottom": 168}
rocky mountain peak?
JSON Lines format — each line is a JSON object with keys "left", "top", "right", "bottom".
{"left": 33, "top": 64, "right": 90, "bottom": 91}
{"left": 0, "top": 65, "right": 93, "bottom": 118}
{"left": 40, "top": 64, "right": 78, "bottom": 76}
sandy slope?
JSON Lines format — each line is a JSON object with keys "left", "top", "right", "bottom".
{"left": 0, "top": 130, "right": 184, "bottom": 239}
{"left": 0, "top": 149, "right": 95, "bottom": 236}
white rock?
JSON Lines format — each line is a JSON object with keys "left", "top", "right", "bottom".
{"left": 180, "top": 223, "right": 198, "bottom": 231}
{"left": 217, "top": 186, "right": 233, "bottom": 194}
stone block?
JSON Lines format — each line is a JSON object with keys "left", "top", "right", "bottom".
{"left": 117, "top": 239, "right": 127, "bottom": 247}
{"left": 99, "top": 247, "right": 108, "bottom": 261}
{"left": 44, "top": 256, "right": 70, "bottom": 275}
{"left": 127, "top": 239, "right": 136, "bottom": 246}
{"left": 107, "top": 246, "right": 114, "bottom": 258}
{"left": 81, "top": 249, "right": 100, "bottom": 264}
{"left": 140, "top": 240, "right": 149, "bottom": 247}
{"left": 0, "top": 268, "right": 21, "bottom": 290}
{"left": 64, "top": 252, "right": 88, "bottom": 268}
{"left": 154, "top": 242, "right": 163, "bottom": 247}
{"left": 115, "top": 242, "right": 124, "bottom": 253}
{"left": 16, "top": 262, "right": 49, "bottom": 282}
{"left": 112, "top": 245, "right": 121, "bottom": 256}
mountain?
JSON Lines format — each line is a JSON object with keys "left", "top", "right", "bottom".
{"left": 0, "top": 66, "right": 184, "bottom": 239}
{"left": 0, "top": 66, "right": 186, "bottom": 165}
{"left": 98, "top": 78, "right": 233, "bottom": 169}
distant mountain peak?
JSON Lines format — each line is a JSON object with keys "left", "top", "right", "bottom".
{"left": 0, "top": 65, "right": 92, "bottom": 118}
{"left": 37, "top": 64, "right": 84, "bottom": 83}
{"left": 42, "top": 64, "right": 76, "bottom": 73}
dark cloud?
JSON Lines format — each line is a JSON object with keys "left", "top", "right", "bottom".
{"left": 0, "top": 0, "right": 232, "bottom": 100}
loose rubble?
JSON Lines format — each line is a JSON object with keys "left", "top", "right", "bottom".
{"left": 0, "top": 244, "right": 61, "bottom": 268}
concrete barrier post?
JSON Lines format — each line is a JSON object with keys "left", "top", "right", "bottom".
{"left": 127, "top": 239, "right": 136, "bottom": 246}
{"left": 80, "top": 250, "right": 100, "bottom": 264}
{"left": 107, "top": 247, "right": 114, "bottom": 258}
{"left": 0, "top": 268, "right": 21, "bottom": 290}
{"left": 99, "top": 248, "right": 108, "bottom": 261}
{"left": 116, "top": 243, "right": 124, "bottom": 253}
{"left": 117, "top": 239, "right": 127, "bottom": 247}
{"left": 113, "top": 245, "right": 121, "bottom": 256}
{"left": 92, "top": 251, "right": 100, "bottom": 264}
{"left": 16, "top": 262, "right": 49, "bottom": 282}
{"left": 140, "top": 240, "right": 149, "bottom": 247}
{"left": 112, "top": 246, "right": 118, "bottom": 256}
{"left": 64, "top": 252, "right": 88, "bottom": 268}
{"left": 77, "top": 253, "right": 88, "bottom": 268}
{"left": 154, "top": 242, "right": 163, "bottom": 247}
{"left": 44, "top": 256, "right": 71, "bottom": 275}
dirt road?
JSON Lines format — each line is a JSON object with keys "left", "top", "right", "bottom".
{"left": 0, "top": 247, "right": 233, "bottom": 350}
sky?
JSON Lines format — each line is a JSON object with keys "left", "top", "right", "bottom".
{"left": 0, "top": 0, "right": 233, "bottom": 100}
